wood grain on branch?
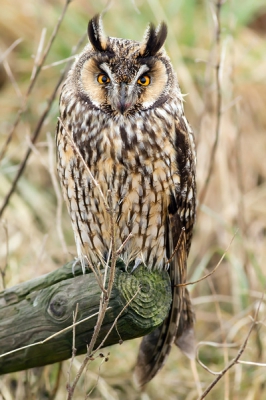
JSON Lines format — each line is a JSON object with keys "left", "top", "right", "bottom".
{"left": 0, "top": 260, "right": 171, "bottom": 375}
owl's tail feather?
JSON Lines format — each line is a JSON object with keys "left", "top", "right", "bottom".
{"left": 175, "top": 288, "right": 195, "bottom": 359}
{"left": 134, "top": 288, "right": 195, "bottom": 387}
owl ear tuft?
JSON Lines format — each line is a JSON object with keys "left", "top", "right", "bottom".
{"left": 140, "top": 21, "right": 167, "bottom": 57}
{"left": 88, "top": 14, "right": 107, "bottom": 52}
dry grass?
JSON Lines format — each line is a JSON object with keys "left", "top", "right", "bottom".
{"left": 1, "top": 0, "right": 266, "bottom": 399}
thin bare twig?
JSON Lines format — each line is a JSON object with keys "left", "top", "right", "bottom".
{"left": 23, "top": 135, "right": 69, "bottom": 260}
{"left": 67, "top": 304, "right": 79, "bottom": 392}
{"left": 196, "top": 341, "right": 239, "bottom": 375}
{"left": 42, "top": 55, "right": 77, "bottom": 70}
{"left": 94, "top": 285, "right": 141, "bottom": 353}
{"left": 58, "top": 117, "right": 109, "bottom": 211}
{"left": 166, "top": 227, "right": 185, "bottom": 264}
{"left": 0, "top": 97, "right": 23, "bottom": 163}
{"left": 130, "top": 0, "right": 141, "bottom": 14}
{"left": 190, "top": 358, "right": 202, "bottom": 397}
{"left": 106, "top": 191, "right": 117, "bottom": 301}
{"left": 50, "top": 362, "right": 63, "bottom": 400}
{"left": 85, "top": 354, "right": 111, "bottom": 399}
{"left": 116, "top": 232, "right": 133, "bottom": 255}
{"left": 27, "top": 0, "right": 72, "bottom": 96}
{"left": 0, "top": 38, "right": 23, "bottom": 64}
{"left": 207, "top": 277, "right": 229, "bottom": 399}
{"left": 85, "top": 257, "right": 105, "bottom": 293}
{"left": 0, "top": 0, "right": 71, "bottom": 164}
{"left": 103, "top": 245, "right": 112, "bottom": 292}
{"left": 198, "top": 0, "right": 223, "bottom": 208}
{"left": 47, "top": 132, "right": 69, "bottom": 257}
{"left": 0, "top": 222, "right": 9, "bottom": 290}
{"left": 0, "top": 309, "right": 106, "bottom": 360}
{"left": 2, "top": 59, "right": 23, "bottom": 102}
{"left": 66, "top": 314, "right": 106, "bottom": 398}
{"left": 30, "top": 28, "right": 47, "bottom": 89}
{"left": 238, "top": 360, "right": 266, "bottom": 367}
{"left": 197, "top": 294, "right": 264, "bottom": 400}
{"left": 176, "top": 230, "right": 237, "bottom": 287}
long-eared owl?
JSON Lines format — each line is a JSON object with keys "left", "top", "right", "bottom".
{"left": 56, "top": 14, "right": 196, "bottom": 386}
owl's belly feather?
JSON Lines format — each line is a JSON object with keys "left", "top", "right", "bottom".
{"left": 57, "top": 118, "right": 180, "bottom": 270}
{"left": 75, "top": 158, "right": 174, "bottom": 270}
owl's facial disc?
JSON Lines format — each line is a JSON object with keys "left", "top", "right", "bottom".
{"left": 80, "top": 54, "right": 168, "bottom": 115}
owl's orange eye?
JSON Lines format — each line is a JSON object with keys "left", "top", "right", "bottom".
{"left": 97, "top": 74, "right": 110, "bottom": 84}
{"left": 137, "top": 75, "right": 150, "bottom": 86}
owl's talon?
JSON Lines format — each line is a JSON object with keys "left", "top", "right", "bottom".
{"left": 131, "top": 258, "right": 142, "bottom": 273}
{"left": 72, "top": 257, "right": 88, "bottom": 275}
{"left": 71, "top": 257, "right": 80, "bottom": 276}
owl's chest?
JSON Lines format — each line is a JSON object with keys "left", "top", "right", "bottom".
{"left": 60, "top": 119, "right": 180, "bottom": 268}
{"left": 86, "top": 122, "right": 178, "bottom": 199}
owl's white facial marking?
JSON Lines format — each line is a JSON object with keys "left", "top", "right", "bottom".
{"left": 99, "top": 62, "right": 113, "bottom": 81}
{"left": 133, "top": 64, "right": 150, "bottom": 84}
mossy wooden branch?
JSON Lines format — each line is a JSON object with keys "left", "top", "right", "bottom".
{"left": 0, "top": 261, "right": 172, "bottom": 375}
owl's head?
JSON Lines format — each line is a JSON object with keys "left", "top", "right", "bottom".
{"left": 72, "top": 15, "right": 176, "bottom": 117}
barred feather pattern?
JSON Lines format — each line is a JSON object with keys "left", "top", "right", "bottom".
{"left": 56, "top": 14, "right": 196, "bottom": 386}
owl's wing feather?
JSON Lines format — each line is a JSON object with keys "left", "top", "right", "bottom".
{"left": 134, "top": 214, "right": 195, "bottom": 387}
{"left": 170, "top": 213, "right": 195, "bottom": 361}
{"left": 134, "top": 121, "right": 196, "bottom": 387}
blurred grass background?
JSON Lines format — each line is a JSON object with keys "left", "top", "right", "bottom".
{"left": 0, "top": 0, "right": 266, "bottom": 399}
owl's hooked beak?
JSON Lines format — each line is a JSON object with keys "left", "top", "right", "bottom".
{"left": 116, "top": 82, "right": 132, "bottom": 114}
